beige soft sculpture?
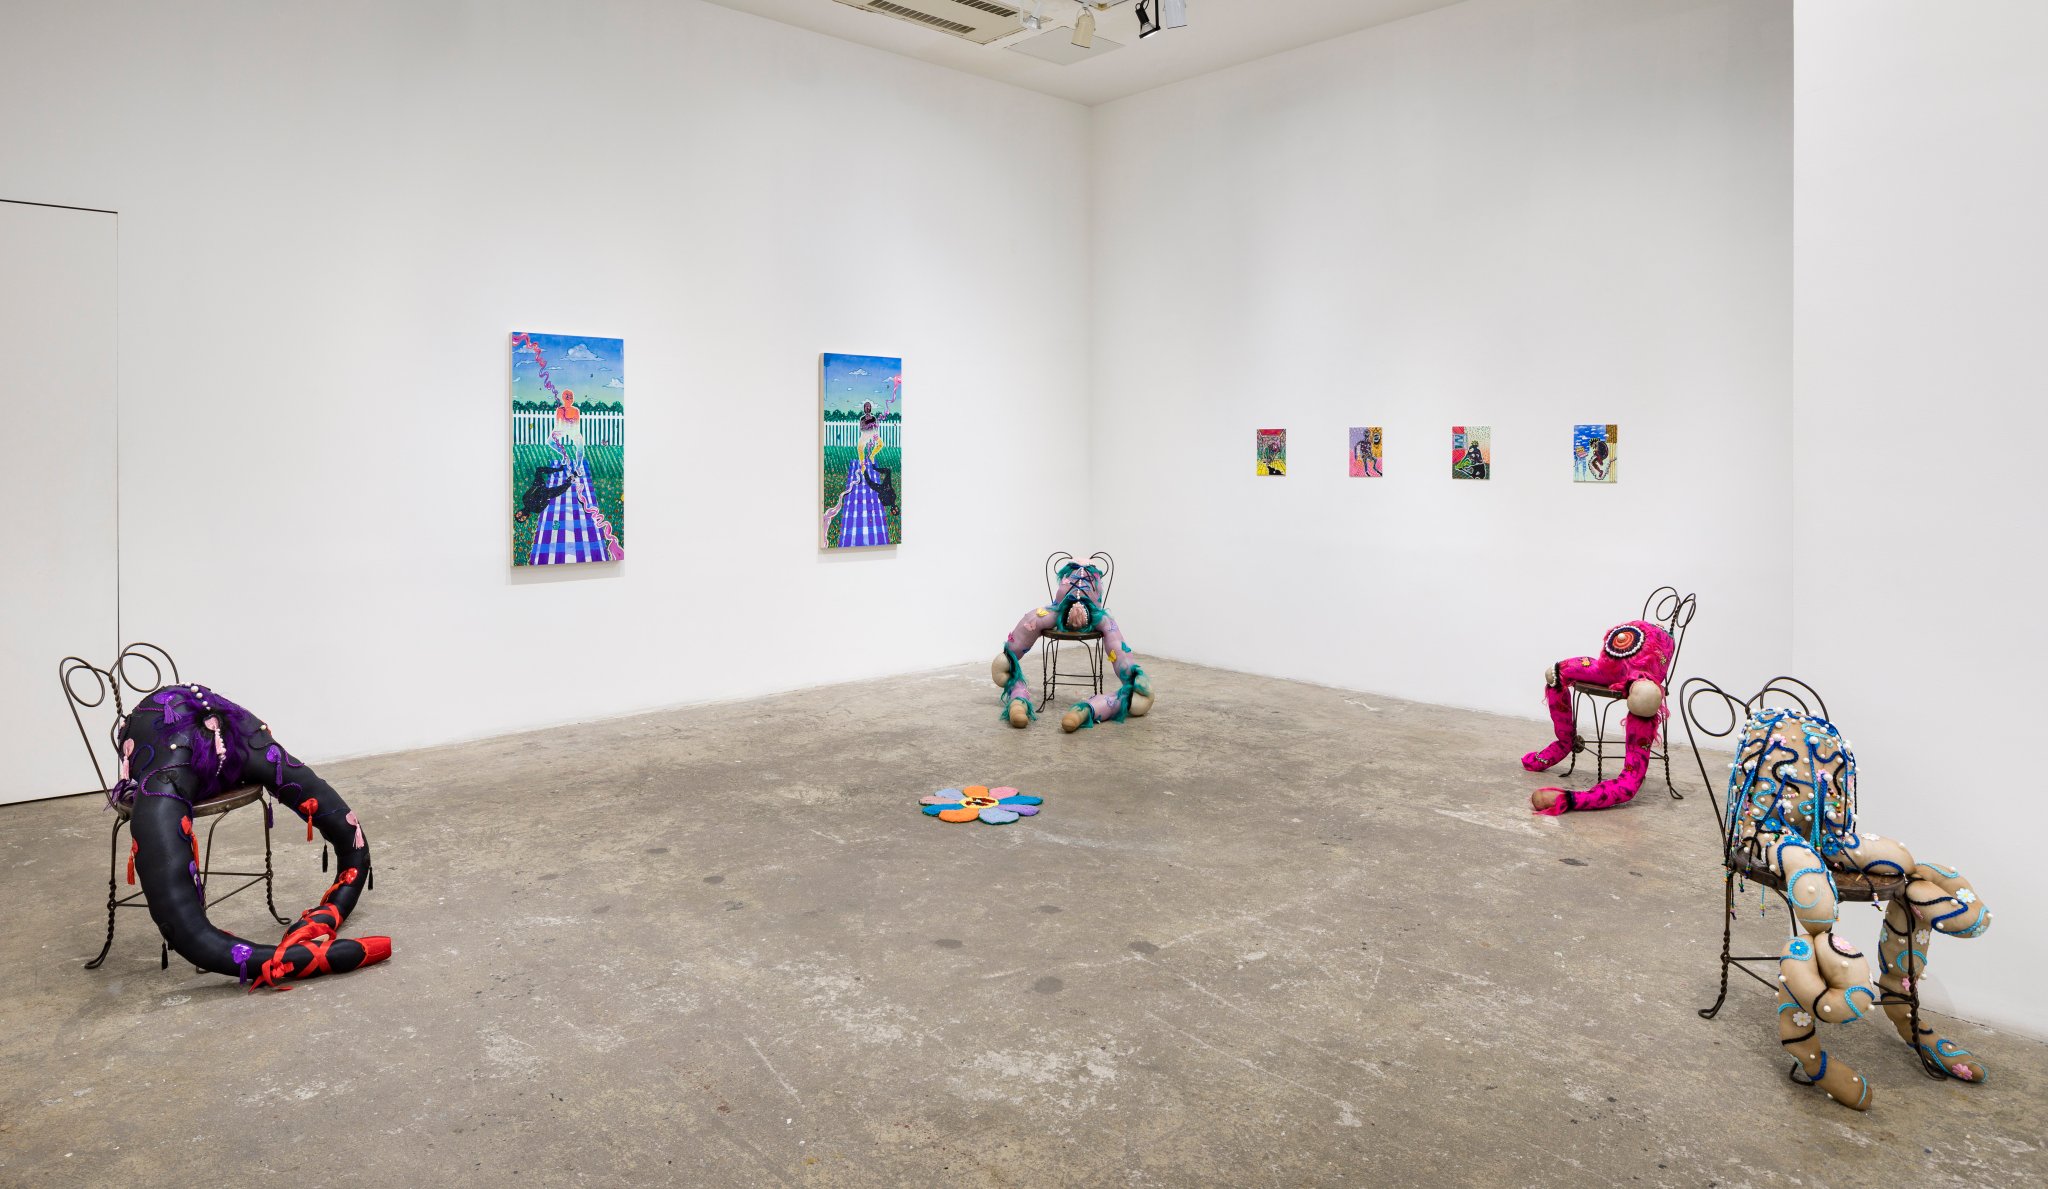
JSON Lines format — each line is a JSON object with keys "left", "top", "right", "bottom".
{"left": 1728, "top": 707, "right": 1991, "bottom": 1110}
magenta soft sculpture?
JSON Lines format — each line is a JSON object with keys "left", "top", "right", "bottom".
{"left": 1521, "top": 620, "right": 1674, "bottom": 815}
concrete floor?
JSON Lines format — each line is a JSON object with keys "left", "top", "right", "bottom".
{"left": 2, "top": 659, "right": 2043, "bottom": 1188}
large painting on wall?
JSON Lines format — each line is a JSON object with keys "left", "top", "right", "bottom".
{"left": 1349, "top": 426, "right": 1383, "bottom": 477}
{"left": 1573, "top": 423, "right": 1617, "bottom": 483}
{"left": 1451, "top": 425, "right": 1491, "bottom": 480}
{"left": 511, "top": 332, "right": 625, "bottom": 566}
{"left": 820, "top": 353, "right": 902, "bottom": 549}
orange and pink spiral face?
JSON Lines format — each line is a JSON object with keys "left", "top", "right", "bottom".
{"left": 1563, "top": 619, "right": 1674, "bottom": 689}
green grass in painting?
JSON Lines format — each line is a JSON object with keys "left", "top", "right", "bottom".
{"left": 821, "top": 445, "right": 902, "bottom": 547}
{"left": 512, "top": 445, "right": 625, "bottom": 564}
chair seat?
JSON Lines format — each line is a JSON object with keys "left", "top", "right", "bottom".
{"left": 1729, "top": 851, "right": 1910, "bottom": 903}
{"left": 1044, "top": 630, "right": 1105, "bottom": 642}
{"left": 1573, "top": 682, "right": 1627, "bottom": 700}
{"left": 110, "top": 784, "right": 266, "bottom": 821}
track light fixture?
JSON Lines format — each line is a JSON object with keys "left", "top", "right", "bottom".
{"left": 1072, "top": 3, "right": 1097, "bottom": 48}
{"left": 1135, "top": 0, "right": 1186, "bottom": 40}
{"left": 1135, "top": 0, "right": 1158, "bottom": 38}
{"left": 1023, "top": 0, "right": 1044, "bottom": 32}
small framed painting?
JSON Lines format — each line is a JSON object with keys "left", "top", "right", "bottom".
{"left": 1256, "top": 428, "right": 1287, "bottom": 476}
{"left": 1349, "top": 427, "right": 1383, "bottom": 477}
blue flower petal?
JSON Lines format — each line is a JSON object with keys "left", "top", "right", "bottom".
{"left": 922, "top": 805, "right": 946, "bottom": 816}
{"left": 999, "top": 795, "right": 1043, "bottom": 806}
{"left": 978, "top": 807, "right": 1022, "bottom": 825}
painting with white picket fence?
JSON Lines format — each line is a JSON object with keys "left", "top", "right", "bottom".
{"left": 820, "top": 352, "right": 902, "bottom": 550}
{"left": 510, "top": 332, "right": 625, "bottom": 566}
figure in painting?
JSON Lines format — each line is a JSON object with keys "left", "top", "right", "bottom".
{"left": 1350, "top": 427, "right": 1383, "bottom": 477}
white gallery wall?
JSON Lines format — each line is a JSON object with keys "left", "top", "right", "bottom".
{"left": 1794, "top": 1, "right": 2048, "bottom": 1034}
{"left": 0, "top": 0, "right": 1092, "bottom": 764}
{"left": 1089, "top": 0, "right": 1793, "bottom": 718}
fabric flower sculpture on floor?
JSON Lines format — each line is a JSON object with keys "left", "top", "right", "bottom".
{"left": 921, "top": 786, "right": 1043, "bottom": 825}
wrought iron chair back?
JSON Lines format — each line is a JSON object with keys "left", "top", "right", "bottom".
{"left": 1044, "top": 551, "right": 1115, "bottom": 611}
{"left": 1643, "top": 585, "right": 1699, "bottom": 681}
{"left": 1678, "top": 673, "right": 1829, "bottom": 860}
{"left": 58, "top": 642, "right": 183, "bottom": 795}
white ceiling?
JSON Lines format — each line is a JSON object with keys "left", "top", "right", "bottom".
{"left": 700, "top": 0, "right": 1471, "bottom": 106}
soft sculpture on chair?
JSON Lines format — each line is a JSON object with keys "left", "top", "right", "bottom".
{"left": 990, "top": 559, "right": 1152, "bottom": 732}
{"left": 1726, "top": 707, "right": 1990, "bottom": 1109}
{"left": 112, "top": 683, "right": 391, "bottom": 990}
{"left": 1522, "top": 620, "right": 1674, "bottom": 814}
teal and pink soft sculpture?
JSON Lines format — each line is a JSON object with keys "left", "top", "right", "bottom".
{"left": 921, "top": 786, "right": 1043, "bottom": 825}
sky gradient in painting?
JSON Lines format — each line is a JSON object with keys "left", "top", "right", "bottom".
{"left": 511, "top": 333, "right": 625, "bottom": 403}
{"left": 822, "top": 353, "right": 903, "bottom": 417}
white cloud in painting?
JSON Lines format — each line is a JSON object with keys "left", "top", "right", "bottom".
{"left": 606, "top": 378, "right": 624, "bottom": 388}
{"left": 566, "top": 344, "right": 598, "bottom": 361}
{"left": 850, "top": 368, "right": 868, "bottom": 376}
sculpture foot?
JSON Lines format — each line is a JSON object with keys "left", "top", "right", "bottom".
{"left": 1060, "top": 707, "right": 1088, "bottom": 733}
{"left": 1128, "top": 692, "right": 1154, "bottom": 718}
{"left": 1888, "top": 1015, "right": 1989, "bottom": 1083}
{"left": 1008, "top": 700, "right": 1032, "bottom": 729}
{"left": 1810, "top": 1066, "right": 1875, "bottom": 1111}
{"left": 1522, "top": 739, "right": 1573, "bottom": 772}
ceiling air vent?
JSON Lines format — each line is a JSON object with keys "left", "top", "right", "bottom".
{"left": 831, "top": 0, "right": 1025, "bottom": 44}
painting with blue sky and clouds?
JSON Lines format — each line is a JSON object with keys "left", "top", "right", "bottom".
{"left": 510, "top": 332, "right": 625, "bottom": 566}
{"left": 820, "top": 353, "right": 902, "bottom": 549}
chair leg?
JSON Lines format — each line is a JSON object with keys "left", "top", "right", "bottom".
{"left": 1092, "top": 638, "right": 1105, "bottom": 699}
{"left": 1038, "top": 639, "right": 1055, "bottom": 712}
{"left": 1698, "top": 870, "right": 1737, "bottom": 1020}
{"left": 262, "top": 797, "right": 288, "bottom": 926}
{"left": 1661, "top": 734, "right": 1682, "bottom": 800}
{"left": 1593, "top": 697, "right": 1613, "bottom": 782}
{"left": 84, "top": 817, "right": 123, "bottom": 970}
{"left": 201, "top": 809, "right": 226, "bottom": 899}
{"left": 1562, "top": 689, "right": 1582, "bottom": 778}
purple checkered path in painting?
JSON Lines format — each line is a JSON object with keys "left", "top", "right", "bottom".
{"left": 529, "top": 457, "right": 611, "bottom": 565}
{"left": 837, "top": 458, "right": 891, "bottom": 548}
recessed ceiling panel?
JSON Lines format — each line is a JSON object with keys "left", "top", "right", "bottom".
{"left": 1008, "top": 30, "right": 1125, "bottom": 66}
{"left": 828, "top": 0, "right": 1024, "bottom": 45}
{"left": 703, "top": 0, "right": 1473, "bottom": 106}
